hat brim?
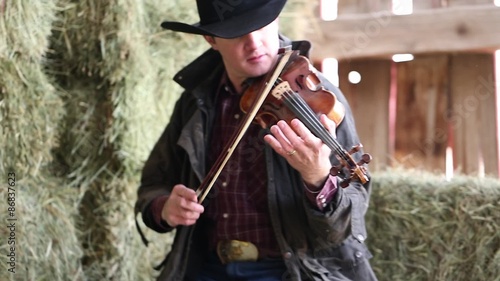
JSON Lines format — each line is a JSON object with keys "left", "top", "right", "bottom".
{"left": 161, "top": 0, "right": 286, "bottom": 39}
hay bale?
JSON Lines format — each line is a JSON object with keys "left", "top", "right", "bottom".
{"left": 0, "top": 58, "right": 64, "bottom": 178}
{"left": 48, "top": 0, "right": 204, "bottom": 181}
{"left": 367, "top": 169, "right": 500, "bottom": 281}
{"left": 47, "top": 1, "right": 202, "bottom": 278}
{"left": 0, "top": 177, "right": 83, "bottom": 281}
{"left": 0, "top": 0, "right": 64, "bottom": 177}
{"left": 0, "top": 0, "right": 57, "bottom": 60}
{"left": 77, "top": 178, "right": 173, "bottom": 281}
{"left": 51, "top": 82, "right": 114, "bottom": 186}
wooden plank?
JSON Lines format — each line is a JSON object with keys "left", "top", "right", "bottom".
{"left": 305, "top": 4, "right": 500, "bottom": 61}
{"left": 337, "top": 0, "right": 392, "bottom": 14}
{"left": 338, "top": 59, "right": 392, "bottom": 171}
{"left": 478, "top": 70, "right": 499, "bottom": 177}
{"left": 337, "top": 0, "right": 363, "bottom": 15}
{"left": 413, "top": 0, "right": 443, "bottom": 10}
{"left": 447, "top": 0, "right": 494, "bottom": 6}
{"left": 393, "top": 55, "right": 449, "bottom": 171}
{"left": 450, "top": 54, "right": 499, "bottom": 177}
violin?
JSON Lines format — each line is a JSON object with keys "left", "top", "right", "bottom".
{"left": 196, "top": 50, "right": 371, "bottom": 203}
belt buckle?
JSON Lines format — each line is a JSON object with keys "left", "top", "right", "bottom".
{"left": 216, "top": 240, "right": 259, "bottom": 264}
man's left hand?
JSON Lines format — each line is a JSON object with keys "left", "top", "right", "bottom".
{"left": 263, "top": 114, "right": 336, "bottom": 188}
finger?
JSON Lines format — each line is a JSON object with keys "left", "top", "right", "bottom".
{"left": 169, "top": 215, "right": 197, "bottom": 226}
{"left": 170, "top": 185, "right": 204, "bottom": 213}
{"left": 176, "top": 206, "right": 202, "bottom": 224}
{"left": 263, "top": 132, "right": 281, "bottom": 151}
{"left": 265, "top": 124, "right": 295, "bottom": 156}
{"left": 183, "top": 210, "right": 202, "bottom": 221}
{"left": 170, "top": 208, "right": 201, "bottom": 222}
{"left": 163, "top": 198, "right": 204, "bottom": 227}
{"left": 276, "top": 120, "right": 304, "bottom": 149}
{"left": 179, "top": 196, "right": 205, "bottom": 213}
{"left": 264, "top": 124, "right": 297, "bottom": 158}
{"left": 173, "top": 184, "right": 198, "bottom": 201}
{"left": 320, "top": 114, "right": 337, "bottom": 138}
{"left": 289, "top": 118, "right": 319, "bottom": 147}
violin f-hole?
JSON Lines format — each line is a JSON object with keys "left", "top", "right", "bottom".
{"left": 304, "top": 73, "right": 322, "bottom": 92}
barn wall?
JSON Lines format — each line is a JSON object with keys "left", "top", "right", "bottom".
{"left": 316, "top": 0, "right": 499, "bottom": 177}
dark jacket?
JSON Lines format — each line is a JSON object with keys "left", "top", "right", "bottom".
{"left": 135, "top": 36, "right": 377, "bottom": 281}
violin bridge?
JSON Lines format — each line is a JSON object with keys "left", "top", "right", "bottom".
{"left": 271, "top": 81, "right": 292, "bottom": 100}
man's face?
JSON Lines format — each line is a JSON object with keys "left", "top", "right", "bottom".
{"left": 205, "top": 19, "right": 280, "bottom": 88}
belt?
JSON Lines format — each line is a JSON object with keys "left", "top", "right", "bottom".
{"left": 216, "top": 240, "right": 259, "bottom": 264}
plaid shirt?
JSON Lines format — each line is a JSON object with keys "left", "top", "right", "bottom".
{"left": 203, "top": 77, "right": 281, "bottom": 256}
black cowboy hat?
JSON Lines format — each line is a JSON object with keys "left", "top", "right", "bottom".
{"left": 161, "top": 0, "right": 287, "bottom": 39}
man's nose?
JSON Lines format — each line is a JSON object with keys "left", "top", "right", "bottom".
{"left": 244, "top": 31, "right": 262, "bottom": 50}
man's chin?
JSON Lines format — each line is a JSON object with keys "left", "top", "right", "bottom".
{"left": 247, "top": 64, "right": 275, "bottom": 78}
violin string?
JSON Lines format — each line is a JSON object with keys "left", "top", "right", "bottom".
{"left": 285, "top": 91, "right": 350, "bottom": 163}
{"left": 273, "top": 79, "right": 328, "bottom": 143}
{"left": 274, "top": 79, "right": 351, "bottom": 163}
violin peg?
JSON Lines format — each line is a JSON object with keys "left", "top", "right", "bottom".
{"left": 348, "top": 144, "right": 363, "bottom": 155}
{"left": 339, "top": 178, "right": 351, "bottom": 188}
{"left": 357, "top": 153, "right": 372, "bottom": 165}
{"left": 330, "top": 166, "right": 341, "bottom": 176}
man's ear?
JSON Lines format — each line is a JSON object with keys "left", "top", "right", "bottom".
{"left": 203, "top": 35, "right": 218, "bottom": 50}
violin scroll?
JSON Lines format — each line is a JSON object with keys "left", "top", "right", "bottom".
{"left": 329, "top": 144, "right": 372, "bottom": 188}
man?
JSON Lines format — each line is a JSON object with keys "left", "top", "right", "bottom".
{"left": 135, "top": 0, "right": 378, "bottom": 280}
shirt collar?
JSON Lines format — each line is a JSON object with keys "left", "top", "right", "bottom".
{"left": 218, "top": 72, "right": 254, "bottom": 96}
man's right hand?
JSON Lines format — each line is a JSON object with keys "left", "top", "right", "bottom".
{"left": 161, "top": 184, "right": 205, "bottom": 227}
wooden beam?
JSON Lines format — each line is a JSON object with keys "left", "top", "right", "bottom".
{"left": 393, "top": 55, "right": 449, "bottom": 172}
{"left": 450, "top": 54, "right": 499, "bottom": 177}
{"left": 306, "top": 4, "right": 500, "bottom": 61}
{"left": 337, "top": 0, "right": 392, "bottom": 14}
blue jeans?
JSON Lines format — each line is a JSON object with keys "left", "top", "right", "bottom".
{"left": 196, "top": 252, "right": 288, "bottom": 281}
